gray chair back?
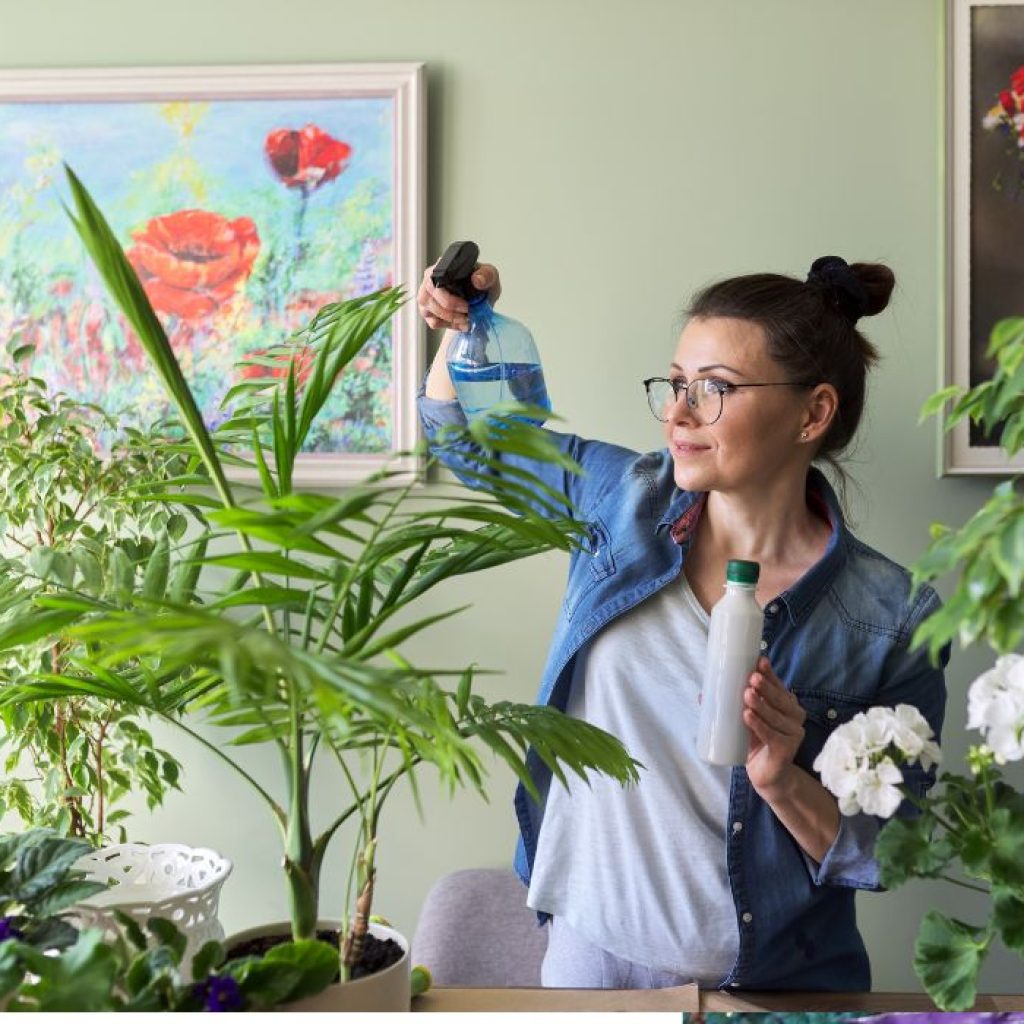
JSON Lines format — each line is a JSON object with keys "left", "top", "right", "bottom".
{"left": 411, "top": 868, "right": 548, "bottom": 987}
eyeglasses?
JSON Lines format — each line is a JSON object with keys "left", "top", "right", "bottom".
{"left": 642, "top": 376, "right": 811, "bottom": 425}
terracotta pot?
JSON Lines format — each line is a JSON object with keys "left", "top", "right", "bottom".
{"left": 225, "top": 920, "right": 410, "bottom": 1013}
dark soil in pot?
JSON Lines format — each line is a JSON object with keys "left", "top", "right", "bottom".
{"left": 226, "top": 928, "right": 404, "bottom": 981}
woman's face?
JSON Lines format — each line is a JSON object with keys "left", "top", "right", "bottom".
{"left": 664, "top": 316, "right": 817, "bottom": 494}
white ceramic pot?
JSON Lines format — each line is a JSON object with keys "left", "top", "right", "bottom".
{"left": 73, "top": 842, "right": 232, "bottom": 975}
{"left": 225, "top": 920, "right": 411, "bottom": 1013}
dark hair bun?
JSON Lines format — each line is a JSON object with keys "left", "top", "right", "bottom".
{"left": 850, "top": 262, "right": 895, "bottom": 318}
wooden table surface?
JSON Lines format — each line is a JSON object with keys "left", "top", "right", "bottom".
{"left": 413, "top": 983, "right": 699, "bottom": 1012}
{"left": 414, "top": 985, "right": 1024, "bottom": 1013}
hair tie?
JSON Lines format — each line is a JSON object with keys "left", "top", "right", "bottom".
{"left": 806, "top": 255, "right": 870, "bottom": 325}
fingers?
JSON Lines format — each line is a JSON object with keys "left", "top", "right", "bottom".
{"left": 751, "top": 658, "right": 807, "bottom": 725}
{"left": 744, "top": 680, "right": 804, "bottom": 737}
{"left": 418, "top": 264, "right": 469, "bottom": 331}
{"left": 744, "top": 706, "right": 775, "bottom": 746}
{"left": 416, "top": 261, "right": 502, "bottom": 332}
{"left": 473, "top": 263, "right": 501, "bottom": 304}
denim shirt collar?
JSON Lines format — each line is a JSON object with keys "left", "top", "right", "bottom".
{"left": 656, "top": 467, "right": 849, "bottom": 627}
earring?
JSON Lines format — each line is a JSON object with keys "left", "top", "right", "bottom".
{"left": 800, "top": 431, "right": 808, "bottom": 440}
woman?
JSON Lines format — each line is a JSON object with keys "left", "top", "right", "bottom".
{"left": 416, "top": 255, "right": 948, "bottom": 992}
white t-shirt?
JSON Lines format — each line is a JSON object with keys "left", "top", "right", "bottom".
{"left": 527, "top": 575, "right": 740, "bottom": 982}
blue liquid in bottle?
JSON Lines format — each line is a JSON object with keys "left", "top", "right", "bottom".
{"left": 433, "top": 241, "right": 551, "bottom": 423}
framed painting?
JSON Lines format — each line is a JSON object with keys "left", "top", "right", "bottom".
{"left": 0, "top": 62, "right": 425, "bottom": 486}
{"left": 946, "top": 0, "right": 1024, "bottom": 473}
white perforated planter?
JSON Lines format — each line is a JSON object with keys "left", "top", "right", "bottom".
{"left": 73, "top": 843, "right": 232, "bottom": 973}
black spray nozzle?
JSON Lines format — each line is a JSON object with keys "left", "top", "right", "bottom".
{"left": 431, "top": 240, "right": 484, "bottom": 301}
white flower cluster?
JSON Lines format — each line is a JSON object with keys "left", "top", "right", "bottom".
{"left": 813, "top": 704, "right": 941, "bottom": 818}
{"left": 967, "top": 654, "right": 1024, "bottom": 764}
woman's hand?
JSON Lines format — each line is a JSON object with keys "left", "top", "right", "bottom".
{"left": 743, "top": 657, "right": 807, "bottom": 799}
{"left": 416, "top": 261, "right": 501, "bottom": 332}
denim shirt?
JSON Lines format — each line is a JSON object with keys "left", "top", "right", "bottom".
{"left": 418, "top": 386, "right": 948, "bottom": 992}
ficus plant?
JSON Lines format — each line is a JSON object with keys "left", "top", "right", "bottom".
{"left": 0, "top": 361, "right": 196, "bottom": 843}
{"left": 0, "top": 166, "right": 640, "bottom": 989}
{"left": 912, "top": 315, "right": 1024, "bottom": 659}
{"left": 814, "top": 315, "right": 1024, "bottom": 1010}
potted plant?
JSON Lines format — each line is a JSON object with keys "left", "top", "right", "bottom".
{"left": 813, "top": 316, "right": 1024, "bottom": 1010}
{"left": 0, "top": 827, "right": 345, "bottom": 1011}
{"left": 0, "top": 363, "right": 196, "bottom": 843}
{"left": 0, "top": 168, "right": 641, "bottom": 1010}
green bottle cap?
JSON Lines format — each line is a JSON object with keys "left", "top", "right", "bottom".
{"left": 726, "top": 559, "right": 760, "bottom": 584}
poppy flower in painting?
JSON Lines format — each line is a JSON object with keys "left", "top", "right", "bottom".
{"left": 241, "top": 346, "right": 316, "bottom": 386}
{"left": 127, "top": 210, "right": 260, "bottom": 321}
{"left": 265, "top": 124, "right": 353, "bottom": 191}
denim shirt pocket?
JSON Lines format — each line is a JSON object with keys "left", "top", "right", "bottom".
{"left": 792, "top": 690, "right": 870, "bottom": 777}
{"left": 564, "top": 515, "right": 616, "bottom": 620}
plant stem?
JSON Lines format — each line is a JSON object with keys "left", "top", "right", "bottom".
{"left": 937, "top": 873, "right": 990, "bottom": 896}
{"left": 94, "top": 715, "right": 109, "bottom": 840}
{"left": 283, "top": 685, "right": 317, "bottom": 940}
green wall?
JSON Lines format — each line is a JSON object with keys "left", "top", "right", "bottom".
{"left": 3, "top": 0, "right": 1021, "bottom": 994}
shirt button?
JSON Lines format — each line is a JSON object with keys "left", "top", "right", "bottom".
{"left": 732, "top": 821, "right": 743, "bottom": 833}
{"left": 827, "top": 708, "right": 838, "bottom": 720}
{"left": 759, "top": 639, "right": 768, "bottom": 651}
{"left": 767, "top": 603, "right": 778, "bottom": 614}
{"left": 742, "top": 912, "right": 753, "bottom": 924}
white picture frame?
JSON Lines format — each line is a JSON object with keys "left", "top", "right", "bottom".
{"left": 0, "top": 62, "right": 426, "bottom": 487}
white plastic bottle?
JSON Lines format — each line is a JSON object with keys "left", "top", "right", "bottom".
{"left": 697, "top": 559, "right": 765, "bottom": 766}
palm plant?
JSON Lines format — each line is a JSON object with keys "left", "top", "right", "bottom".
{"left": 0, "top": 168, "right": 640, "bottom": 981}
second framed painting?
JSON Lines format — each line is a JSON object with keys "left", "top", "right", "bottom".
{"left": 0, "top": 62, "right": 425, "bottom": 486}
{"left": 947, "top": 0, "right": 1024, "bottom": 473}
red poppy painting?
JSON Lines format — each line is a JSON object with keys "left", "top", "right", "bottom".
{"left": 0, "top": 63, "right": 425, "bottom": 483}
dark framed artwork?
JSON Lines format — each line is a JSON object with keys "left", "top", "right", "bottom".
{"left": 946, "top": 0, "right": 1024, "bottom": 473}
{"left": 0, "top": 63, "right": 425, "bottom": 485}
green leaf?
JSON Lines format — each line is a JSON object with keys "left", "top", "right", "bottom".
{"left": 29, "top": 878, "right": 106, "bottom": 917}
{"left": 0, "top": 608, "right": 80, "bottom": 652}
{"left": 456, "top": 667, "right": 473, "bottom": 718}
{"left": 50, "top": 552, "right": 76, "bottom": 589}
{"left": 190, "top": 940, "right": 225, "bottom": 982}
{"left": 64, "top": 165, "right": 236, "bottom": 512}
{"left": 13, "top": 833, "right": 94, "bottom": 905}
{"left": 146, "top": 917, "right": 186, "bottom": 964}
{"left": 918, "top": 385, "right": 963, "bottom": 424}
{"left": 992, "top": 884, "right": 1024, "bottom": 956}
{"left": 986, "top": 805, "right": 1024, "bottom": 888}
{"left": 261, "top": 939, "right": 339, "bottom": 1001}
{"left": 72, "top": 548, "right": 103, "bottom": 592}
{"left": 201, "top": 551, "right": 330, "bottom": 582}
{"left": 141, "top": 533, "right": 170, "bottom": 601}
{"left": 28, "top": 545, "right": 56, "bottom": 581}
{"left": 912, "top": 910, "right": 990, "bottom": 1011}
{"left": 875, "top": 815, "right": 954, "bottom": 888}
{"left": 113, "top": 908, "right": 149, "bottom": 951}
{"left": 15, "top": 928, "right": 120, "bottom": 1011}
{"left": 166, "top": 513, "right": 188, "bottom": 541}
{"left": 168, "top": 535, "right": 208, "bottom": 605}
{"left": 109, "top": 546, "right": 135, "bottom": 601}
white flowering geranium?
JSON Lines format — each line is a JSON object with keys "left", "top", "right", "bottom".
{"left": 812, "top": 658, "right": 1024, "bottom": 1012}
{"left": 965, "top": 653, "right": 1024, "bottom": 764}
{"left": 813, "top": 703, "right": 942, "bottom": 818}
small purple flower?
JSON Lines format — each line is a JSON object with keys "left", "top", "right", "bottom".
{"left": 0, "top": 916, "right": 24, "bottom": 942}
{"left": 196, "top": 975, "right": 244, "bottom": 1013}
